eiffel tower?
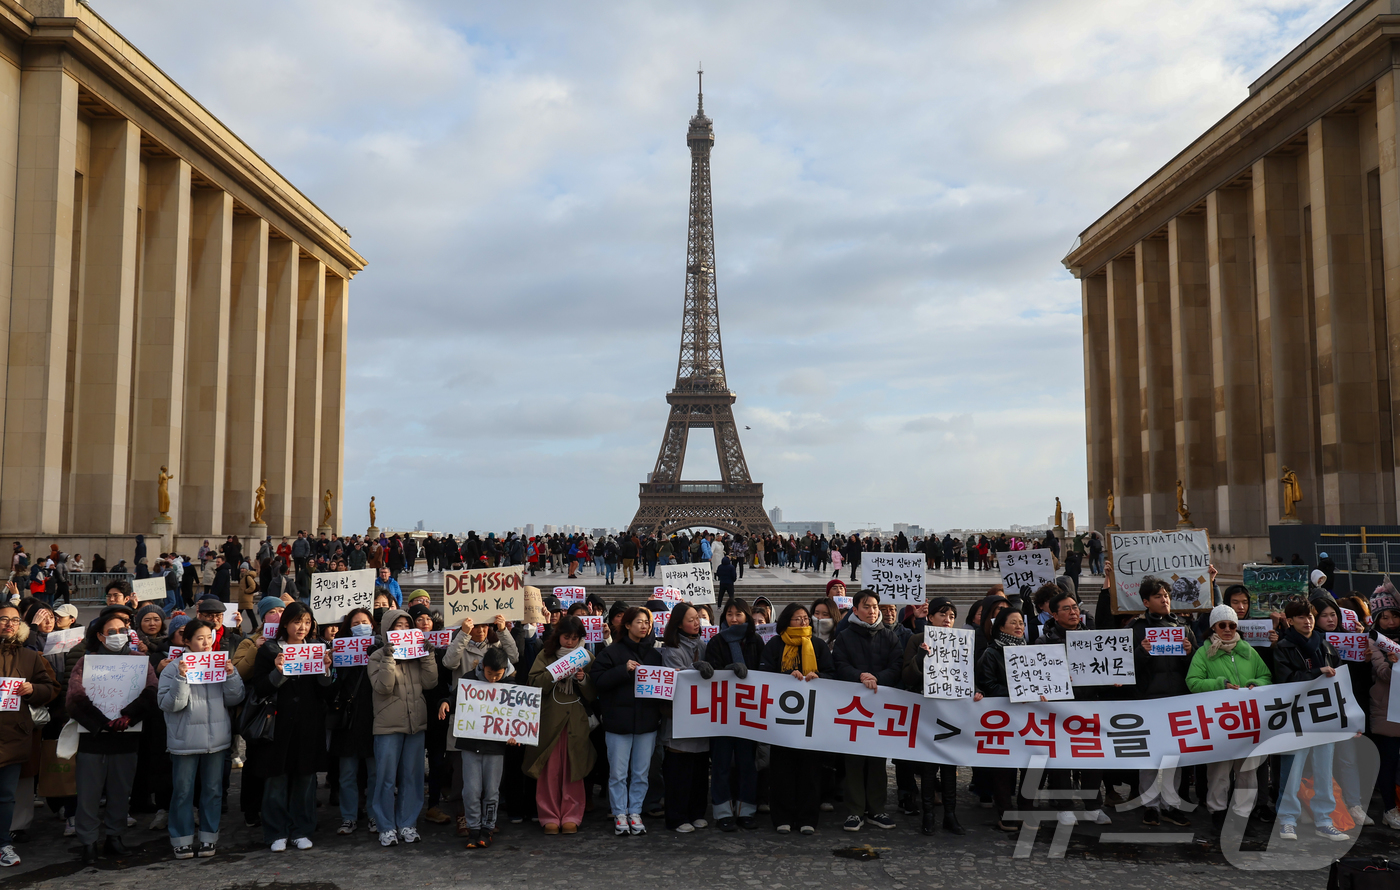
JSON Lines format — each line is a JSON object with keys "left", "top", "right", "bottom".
{"left": 629, "top": 71, "right": 775, "bottom": 538}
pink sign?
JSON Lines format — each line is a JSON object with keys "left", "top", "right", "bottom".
{"left": 333, "top": 636, "right": 371, "bottom": 667}
{"left": 425, "top": 629, "right": 454, "bottom": 650}
{"left": 181, "top": 651, "right": 228, "bottom": 684}
{"left": 634, "top": 665, "right": 677, "bottom": 700}
{"left": 388, "top": 628, "right": 427, "bottom": 660}
{"left": 0, "top": 677, "right": 21, "bottom": 711}
{"left": 282, "top": 643, "right": 326, "bottom": 675}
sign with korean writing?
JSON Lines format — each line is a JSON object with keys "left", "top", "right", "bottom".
{"left": 635, "top": 665, "right": 677, "bottom": 700}
{"left": 282, "top": 643, "right": 326, "bottom": 676}
{"left": 581, "top": 615, "right": 604, "bottom": 644}
{"left": 333, "top": 636, "right": 372, "bottom": 667}
{"left": 653, "top": 587, "right": 686, "bottom": 605}
{"left": 922, "top": 626, "right": 974, "bottom": 700}
{"left": 546, "top": 647, "right": 591, "bottom": 682}
{"left": 1326, "top": 632, "right": 1369, "bottom": 663}
{"left": 1146, "top": 626, "right": 1186, "bottom": 656}
{"left": 425, "top": 629, "right": 454, "bottom": 650}
{"left": 1339, "top": 608, "right": 1362, "bottom": 632}
{"left": 181, "top": 651, "right": 228, "bottom": 684}
{"left": 41, "top": 627, "right": 83, "bottom": 656}
{"left": 82, "top": 655, "right": 148, "bottom": 721}
{"left": 262, "top": 618, "right": 280, "bottom": 639}
{"left": 699, "top": 625, "right": 718, "bottom": 643}
{"left": 1238, "top": 619, "right": 1274, "bottom": 645}
{"left": 553, "top": 586, "right": 585, "bottom": 608}
{"left": 1065, "top": 629, "right": 1134, "bottom": 686}
{"left": 388, "top": 628, "right": 426, "bottom": 660}
{"left": 673, "top": 670, "right": 1364, "bottom": 769}
{"left": 660, "top": 564, "right": 714, "bottom": 605}
{"left": 1377, "top": 634, "right": 1400, "bottom": 659}
{"left": 1004, "top": 644, "right": 1073, "bottom": 703}
{"left": 1242, "top": 564, "right": 1309, "bottom": 619}
{"left": 444, "top": 566, "right": 525, "bottom": 623}
{"left": 1106, "top": 529, "right": 1211, "bottom": 613}
{"left": 0, "top": 677, "right": 21, "bottom": 711}
{"left": 309, "top": 568, "right": 375, "bottom": 623}
{"left": 649, "top": 611, "right": 669, "bottom": 637}
{"left": 452, "top": 678, "right": 540, "bottom": 745}
{"left": 859, "top": 553, "right": 926, "bottom": 604}
{"left": 999, "top": 549, "right": 1056, "bottom": 602}
{"left": 833, "top": 595, "right": 853, "bottom": 610}
{"left": 756, "top": 622, "right": 777, "bottom": 643}
{"left": 167, "top": 647, "right": 184, "bottom": 660}
{"left": 132, "top": 576, "right": 166, "bottom": 602}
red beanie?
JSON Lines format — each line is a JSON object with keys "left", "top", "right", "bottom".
{"left": 826, "top": 578, "right": 847, "bottom": 596}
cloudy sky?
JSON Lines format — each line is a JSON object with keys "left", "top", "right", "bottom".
{"left": 100, "top": 0, "right": 1338, "bottom": 534}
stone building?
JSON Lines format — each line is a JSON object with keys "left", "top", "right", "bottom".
{"left": 0, "top": 0, "right": 364, "bottom": 559}
{"left": 1064, "top": 0, "right": 1400, "bottom": 571}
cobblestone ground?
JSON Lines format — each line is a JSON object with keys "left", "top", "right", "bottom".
{"left": 2, "top": 764, "right": 1379, "bottom": 889}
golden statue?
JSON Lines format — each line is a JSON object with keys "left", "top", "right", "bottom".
{"left": 1176, "top": 479, "right": 1190, "bottom": 524}
{"left": 156, "top": 465, "right": 174, "bottom": 516}
{"left": 1281, "top": 466, "right": 1301, "bottom": 519}
{"left": 1106, "top": 488, "right": 1115, "bottom": 527}
{"left": 321, "top": 489, "right": 334, "bottom": 527}
{"left": 253, "top": 479, "right": 267, "bottom": 524}
{"left": 368, "top": 495, "right": 376, "bottom": 528}
{"left": 1054, "top": 497, "right": 1063, "bottom": 527}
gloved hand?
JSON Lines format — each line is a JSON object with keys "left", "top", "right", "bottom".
{"left": 108, "top": 716, "right": 131, "bottom": 732}
{"left": 727, "top": 662, "right": 748, "bottom": 680}
{"left": 695, "top": 661, "right": 715, "bottom": 680}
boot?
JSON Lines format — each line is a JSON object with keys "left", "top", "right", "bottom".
{"left": 921, "top": 792, "right": 937, "bottom": 836}
{"left": 941, "top": 767, "right": 965, "bottom": 835}
{"left": 103, "top": 835, "right": 132, "bottom": 857}
{"left": 81, "top": 843, "right": 98, "bottom": 865}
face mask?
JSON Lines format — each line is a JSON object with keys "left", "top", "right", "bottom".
{"left": 815, "top": 618, "right": 833, "bottom": 636}
{"left": 351, "top": 623, "right": 373, "bottom": 637}
{"left": 104, "top": 633, "right": 127, "bottom": 652}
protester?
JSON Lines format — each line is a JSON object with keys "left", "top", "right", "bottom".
{"left": 329, "top": 608, "right": 377, "bottom": 835}
{"left": 1369, "top": 592, "right": 1400, "bottom": 829}
{"left": 591, "top": 606, "right": 663, "bottom": 836}
{"left": 703, "top": 596, "right": 765, "bottom": 831}
{"left": 1130, "top": 576, "right": 1196, "bottom": 828}
{"left": 525, "top": 616, "right": 596, "bottom": 835}
{"left": 900, "top": 597, "right": 972, "bottom": 835}
{"left": 367, "top": 608, "right": 438, "bottom": 847}
{"left": 658, "top": 603, "right": 711, "bottom": 833}
{"left": 0, "top": 602, "right": 58, "bottom": 867}
{"left": 831, "top": 590, "right": 901, "bottom": 832}
{"left": 441, "top": 647, "right": 516, "bottom": 848}
{"left": 975, "top": 606, "right": 1024, "bottom": 832}
{"left": 760, "top": 601, "right": 835, "bottom": 834}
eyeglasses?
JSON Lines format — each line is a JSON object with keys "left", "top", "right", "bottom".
{"left": 0, "top": 616, "right": 21, "bottom": 626}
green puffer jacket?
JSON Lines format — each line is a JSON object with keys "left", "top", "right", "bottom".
{"left": 1185, "top": 638, "right": 1272, "bottom": 692}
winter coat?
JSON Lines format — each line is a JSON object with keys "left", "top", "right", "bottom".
{"left": 366, "top": 609, "right": 438, "bottom": 735}
{"left": 1130, "top": 613, "right": 1198, "bottom": 699}
{"left": 157, "top": 657, "right": 246, "bottom": 754}
{"left": 591, "top": 634, "right": 663, "bottom": 735}
{"left": 441, "top": 625, "right": 519, "bottom": 683}
{"left": 1369, "top": 637, "right": 1400, "bottom": 737}
{"left": 238, "top": 572, "right": 259, "bottom": 610}
{"left": 67, "top": 647, "right": 158, "bottom": 755}
{"left": 702, "top": 623, "right": 765, "bottom": 670}
{"left": 975, "top": 641, "right": 1010, "bottom": 698}
{"left": 0, "top": 630, "right": 58, "bottom": 768}
{"left": 523, "top": 647, "right": 597, "bottom": 781}
{"left": 329, "top": 660, "right": 376, "bottom": 759}
{"left": 248, "top": 639, "right": 334, "bottom": 777}
{"left": 831, "top": 621, "right": 903, "bottom": 687}
{"left": 760, "top": 633, "right": 836, "bottom": 678}
{"left": 661, "top": 633, "right": 711, "bottom": 753}
{"left": 1185, "top": 640, "right": 1272, "bottom": 693}
{"left": 1273, "top": 632, "right": 1342, "bottom": 684}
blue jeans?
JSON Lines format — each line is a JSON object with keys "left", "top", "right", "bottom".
{"left": 710, "top": 736, "right": 758, "bottom": 819}
{"left": 1334, "top": 736, "right": 1363, "bottom": 807}
{"left": 339, "top": 755, "right": 378, "bottom": 823}
{"left": 262, "top": 773, "right": 317, "bottom": 843}
{"left": 647, "top": 560, "right": 657, "bottom": 577}
{"left": 0, "top": 761, "right": 21, "bottom": 846}
{"left": 1278, "top": 743, "right": 1336, "bottom": 827}
{"left": 605, "top": 731, "right": 656, "bottom": 816}
{"left": 169, "top": 751, "right": 224, "bottom": 846}
{"left": 594, "top": 557, "right": 605, "bottom": 575}
{"left": 605, "top": 562, "right": 618, "bottom": 583}
{"left": 372, "top": 732, "right": 425, "bottom": 831}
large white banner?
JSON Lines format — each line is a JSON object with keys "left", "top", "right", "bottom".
{"left": 998, "top": 549, "right": 1056, "bottom": 602}
{"left": 860, "top": 553, "right": 926, "bottom": 604}
{"left": 660, "top": 563, "right": 715, "bottom": 605}
{"left": 672, "top": 670, "right": 1364, "bottom": 769}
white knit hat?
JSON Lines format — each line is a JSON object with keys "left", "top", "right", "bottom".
{"left": 1208, "top": 604, "right": 1238, "bottom": 628}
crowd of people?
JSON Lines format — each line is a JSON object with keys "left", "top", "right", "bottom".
{"left": 0, "top": 527, "right": 1384, "bottom": 870}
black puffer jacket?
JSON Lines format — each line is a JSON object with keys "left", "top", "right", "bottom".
{"left": 1273, "top": 631, "right": 1342, "bottom": 684}
{"left": 1130, "top": 613, "right": 1197, "bottom": 699}
{"left": 975, "top": 641, "right": 1009, "bottom": 698}
{"left": 831, "top": 621, "right": 902, "bottom": 687}
{"left": 591, "top": 634, "right": 663, "bottom": 735}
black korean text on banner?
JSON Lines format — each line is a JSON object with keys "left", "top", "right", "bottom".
{"left": 1106, "top": 529, "right": 1212, "bottom": 613}
{"left": 443, "top": 566, "right": 525, "bottom": 623}
{"left": 1003, "top": 644, "right": 1073, "bottom": 703}
{"left": 859, "top": 553, "right": 926, "bottom": 604}
{"left": 1065, "top": 629, "right": 1135, "bottom": 686}
{"left": 998, "top": 549, "right": 1056, "bottom": 602}
{"left": 309, "top": 568, "right": 375, "bottom": 624}
{"left": 659, "top": 563, "right": 715, "bottom": 605}
{"left": 672, "top": 670, "right": 1364, "bottom": 769}
{"left": 922, "top": 626, "right": 974, "bottom": 700}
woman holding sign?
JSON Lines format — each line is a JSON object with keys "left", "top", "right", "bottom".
{"left": 157, "top": 621, "right": 246, "bottom": 859}
{"left": 366, "top": 609, "right": 438, "bottom": 847}
{"left": 249, "top": 601, "right": 334, "bottom": 852}
{"left": 525, "top": 616, "right": 596, "bottom": 835}
{"left": 705, "top": 598, "right": 766, "bottom": 831}
{"left": 0, "top": 602, "right": 57, "bottom": 868}
{"left": 975, "top": 607, "right": 1028, "bottom": 833}
{"left": 591, "top": 606, "right": 663, "bottom": 836}
{"left": 659, "top": 604, "right": 711, "bottom": 833}
{"left": 760, "top": 603, "right": 836, "bottom": 835}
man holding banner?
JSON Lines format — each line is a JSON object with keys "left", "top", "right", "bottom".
{"left": 831, "top": 590, "right": 902, "bottom": 832}
{"left": 1130, "top": 576, "right": 1196, "bottom": 828}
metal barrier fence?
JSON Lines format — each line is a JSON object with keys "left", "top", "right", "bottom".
{"left": 1313, "top": 541, "right": 1400, "bottom": 597}
{"left": 63, "top": 572, "right": 133, "bottom": 605}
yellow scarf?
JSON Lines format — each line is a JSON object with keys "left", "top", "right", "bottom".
{"left": 780, "top": 626, "right": 818, "bottom": 675}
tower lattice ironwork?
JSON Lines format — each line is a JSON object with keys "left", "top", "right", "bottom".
{"left": 629, "top": 71, "right": 775, "bottom": 538}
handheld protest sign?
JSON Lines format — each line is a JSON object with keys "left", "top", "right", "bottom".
{"left": 660, "top": 564, "right": 714, "bottom": 605}
{"left": 78, "top": 655, "right": 148, "bottom": 730}
{"left": 1144, "top": 626, "right": 1186, "bottom": 655}
{"left": 132, "top": 576, "right": 166, "bottom": 602}
{"left": 0, "top": 678, "right": 22, "bottom": 711}
{"left": 1003, "top": 644, "right": 1073, "bottom": 703}
{"left": 546, "top": 647, "right": 591, "bottom": 682}
{"left": 998, "top": 550, "right": 1055, "bottom": 603}
{"left": 634, "top": 665, "right": 677, "bottom": 700}
{"left": 388, "top": 628, "right": 427, "bottom": 659}
{"left": 1242, "top": 564, "right": 1309, "bottom": 619}
{"left": 1326, "top": 632, "right": 1369, "bottom": 662}
{"left": 922, "top": 626, "right": 974, "bottom": 699}
{"left": 181, "top": 651, "right": 228, "bottom": 684}
{"left": 554, "top": 586, "right": 586, "bottom": 608}
{"left": 282, "top": 643, "right": 326, "bottom": 675}
{"left": 309, "top": 568, "right": 375, "bottom": 624}
{"left": 1106, "top": 529, "right": 1211, "bottom": 613}
{"left": 333, "top": 636, "right": 372, "bottom": 667}
{"left": 859, "top": 553, "right": 926, "bottom": 605}
{"left": 444, "top": 566, "right": 525, "bottom": 624}
{"left": 452, "top": 678, "right": 541, "bottom": 745}
{"left": 1065, "top": 629, "right": 1134, "bottom": 685}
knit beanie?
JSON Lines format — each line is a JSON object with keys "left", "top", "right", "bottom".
{"left": 826, "top": 578, "right": 846, "bottom": 596}
{"left": 1208, "top": 604, "right": 1237, "bottom": 628}
{"left": 256, "top": 596, "right": 284, "bottom": 621}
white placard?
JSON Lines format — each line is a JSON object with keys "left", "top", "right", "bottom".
{"left": 859, "top": 552, "right": 926, "bottom": 604}
{"left": 553, "top": 586, "right": 586, "bottom": 607}
{"left": 443, "top": 566, "right": 525, "bottom": 623}
{"left": 452, "top": 677, "right": 540, "bottom": 745}
{"left": 634, "top": 665, "right": 677, "bottom": 700}
{"left": 1326, "top": 632, "right": 1369, "bottom": 663}
{"left": 1238, "top": 619, "right": 1274, "bottom": 645}
{"left": 388, "top": 628, "right": 426, "bottom": 660}
{"left": 81, "top": 655, "right": 148, "bottom": 720}
{"left": 1339, "top": 608, "right": 1362, "bottom": 632}
{"left": 660, "top": 563, "right": 715, "bottom": 606}
{"left": 756, "top": 622, "right": 777, "bottom": 643}
{"left": 699, "top": 625, "right": 718, "bottom": 643}
{"left": 581, "top": 615, "right": 604, "bottom": 644}
{"left": 0, "top": 677, "right": 21, "bottom": 711}
{"left": 650, "top": 611, "right": 669, "bottom": 636}
{"left": 653, "top": 587, "right": 686, "bottom": 605}
{"left": 998, "top": 549, "right": 1057, "bottom": 602}
{"left": 922, "top": 626, "right": 974, "bottom": 700}
{"left": 309, "top": 569, "right": 376, "bottom": 624}
{"left": 42, "top": 627, "right": 84, "bottom": 656}
{"left": 333, "top": 636, "right": 371, "bottom": 667}
{"left": 262, "top": 619, "right": 280, "bottom": 639}
{"left": 545, "top": 647, "right": 591, "bottom": 682}
{"left": 1106, "top": 529, "right": 1212, "bottom": 613}
{"left": 425, "top": 629, "right": 454, "bottom": 649}
{"left": 222, "top": 603, "right": 239, "bottom": 628}
{"left": 181, "top": 651, "right": 228, "bottom": 685}
{"left": 1065, "top": 629, "right": 1135, "bottom": 685}
{"left": 833, "top": 595, "right": 853, "bottom": 610}
{"left": 1145, "top": 626, "right": 1186, "bottom": 656}
{"left": 132, "top": 576, "right": 167, "bottom": 602}
{"left": 281, "top": 643, "right": 326, "bottom": 675}
{"left": 1003, "top": 644, "right": 1073, "bottom": 703}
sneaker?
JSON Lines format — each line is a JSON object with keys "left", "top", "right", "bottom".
{"left": 1278, "top": 823, "right": 1297, "bottom": 841}
{"left": 1086, "top": 809, "right": 1112, "bottom": 825}
{"left": 149, "top": 809, "right": 168, "bottom": 830}
{"left": 465, "top": 829, "right": 483, "bottom": 848}
{"left": 196, "top": 842, "right": 215, "bottom": 858}
{"left": 423, "top": 807, "right": 451, "bottom": 824}
{"left": 675, "top": 823, "right": 694, "bottom": 833}
{"left": 628, "top": 814, "right": 646, "bottom": 836}
{"left": 292, "top": 837, "right": 313, "bottom": 850}
{"left": 1057, "top": 810, "right": 1077, "bottom": 826}
{"left": 737, "top": 815, "right": 758, "bottom": 830}
{"left": 0, "top": 846, "right": 18, "bottom": 867}
{"left": 757, "top": 803, "right": 771, "bottom": 813}
{"left": 232, "top": 757, "right": 243, "bottom": 769}
{"left": 379, "top": 830, "right": 399, "bottom": 847}
{"left": 1142, "top": 807, "right": 1161, "bottom": 827}
{"left": 64, "top": 817, "right": 75, "bottom": 837}
{"left": 820, "top": 802, "right": 835, "bottom": 812}
{"left": 1161, "top": 807, "right": 1191, "bottom": 827}
{"left": 843, "top": 815, "right": 864, "bottom": 832}
{"left": 337, "top": 819, "right": 357, "bottom": 835}
{"left": 1316, "top": 825, "right": 1351, "bottom": 842}
{"left": 399, "top": 827, "right": 420, "bottom": 844}
{"left": 613, "top": 815, "right": 629, "bottom": 836}
{"left": 775, "top": 824, "right": 791, "bottom": 834}
{"left": 477, "top": 829, "right": 494, "bottom": 848}
{"left": 245, "top": 815, "right": 262, "bottom": 829}
{"left": 691, "top": 818, "right": 708, "bottom": 829}
{"left": 367, "top": 818, "right": 378, "bottom": 833}
{"left": 1384, "top": 807, "right": 1400, "bottom": 830}
{"left": 270, "top": 838, "right": 288, "bottom": 852}
{"left": 1349, "top": 805, "right": 1375, "bottom": 827}
{"left": 172, "top": 844, "right": 194, "bottom": 860}
{"left": 867, "top": 812, "right": 896, "bottom": 830}
{"left": 799, "top": 825, "right": 815, "bottom": 835}
{"left": 717, "top": 816, "right": 736, "bottom": 832}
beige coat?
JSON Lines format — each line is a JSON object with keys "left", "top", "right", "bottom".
{"left": 522, "top": 648, "right": 596, "bottom": 781}
{"left": 367, "top": 609, "right": 438, "bottom": 735}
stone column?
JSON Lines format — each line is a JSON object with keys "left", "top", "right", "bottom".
{"left": 0, "top": 53, "right": 22, "bottom": 523}
{"left": 180, "top": 187, "right": 233, "bottom": 534}
{"left": 1136, "top": 236, "right": 1176, "bottom": 528}
{"left": 1082, "top": 273, "right": 1112, "bottom": 531}
{"left": 1107, "top": 255, "right": 1144, "bottom": 529}
{"left": 69, "top": 117, "right": 139, "bottom": 534}
{"left": 292, "top": 257, "right": 325, "bottom": 532}
{"left": 1, "top": 62, "right": 78, "bottom": 534}
{"left": 261, "top": 238, "right": 297, "bottom": 537}
{"left": 222, "top": 215, "right": 268, "bottom": 534}
{"left": 1374, "top": 70, "right": 1400, "bottom": 516}
{"left": 1207, "top": 186, "right": 1265, "bottom": 535}
{"left": 1168, "top": 214, "right": 1218, "bottom": 532}
{"left": 1309, "top": 115, "right": 1385, "bottom": 524}
{"left": 128, "top": 158, "right": 190, "bottom": 531}
{"left": 320, "top": 274, "right": 347, "bottom": 535}
{"left": 1253, "top": 153, "right": 1318, "bottom": 524}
